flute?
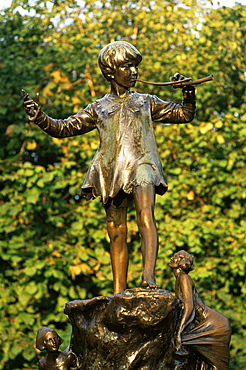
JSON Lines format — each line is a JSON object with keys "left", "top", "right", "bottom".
{"left": 134, "top": 75, "right": 214, "bottom": 87}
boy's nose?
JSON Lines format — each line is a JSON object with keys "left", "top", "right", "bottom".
{"left": 131, "top": 66, "right": 138, "bottom": 75}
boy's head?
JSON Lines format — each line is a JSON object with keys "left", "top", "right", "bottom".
{"left": 36, "top": 327, "right": 63, "bottom": 352}
{"left": 98, "top": 41, "right": 142, "bottom": 81}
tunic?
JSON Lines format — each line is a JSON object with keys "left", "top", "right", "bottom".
{"left": 35, "top": 91, "right": 195, "bottom": 204}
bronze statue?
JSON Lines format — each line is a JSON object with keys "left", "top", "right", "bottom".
{"left": 169, "top": 250, "right": 231, "bottom": 369}
{"left": 23, "top": 41, "right": 197, "bottom": 294}
{"left": 36, "top": 327, "right": 77, "bottom": 369}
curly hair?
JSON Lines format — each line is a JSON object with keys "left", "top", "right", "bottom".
{"left": 98, "top": 41, "right": 142, "bottom": 81}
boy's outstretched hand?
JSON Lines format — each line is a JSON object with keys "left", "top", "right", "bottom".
{"left": 22, "top": 89, "right": 41, "bottom": 122}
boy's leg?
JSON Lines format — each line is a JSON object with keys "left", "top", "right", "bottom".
{"left": 104, "top": 192, "right": 129, "bottom": 295}
{"left": 132, "top": 184, "right": 159, "bottom": 287}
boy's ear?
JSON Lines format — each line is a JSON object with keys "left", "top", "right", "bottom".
{"left": 108, "top": 67, "right": 116, "bottom": 80}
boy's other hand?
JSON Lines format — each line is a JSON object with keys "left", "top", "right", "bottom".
{"left": 170, "top": 73, "right": 195, "bottom": 93}
{"left": 22, "top": 89, "right": 41, "bottom": 121}
{"left": 170, "top": 72, "right": 191, "bottom": 89}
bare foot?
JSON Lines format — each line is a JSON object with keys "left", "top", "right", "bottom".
{"left": 141, "top": 281, "right": 160, "bottom": 289}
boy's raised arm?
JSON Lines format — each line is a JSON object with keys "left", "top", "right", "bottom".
{"left": 151, "top": 73, "right": 196, "bottom": 124}
{"left": 22, "top": 90, "right": 96, "bottom": 138}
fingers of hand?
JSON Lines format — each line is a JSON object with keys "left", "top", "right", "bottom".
{"left": 22, "top": 89, "right": 31, "bottom": 102}
{"left": 22, "top": 90, "right": 40, "bottom": 105}
{"left": 35, "top": 92, "right": 40, "bottom": 105}
{"left": 170, "top": 73, "right": 188, "bottom": 89}
{"left": 22, "top": 89, "right": 28, "bottom": 97}
{"left": 174, "top": 72, "right": 181, "bottom": 80}
{"left": 22, "top": 90, "right": 41, "bottom": 120}
{"left": 170, "top": 73, "right": 178, "bottom": 82}
{"left": 24, "top": 101, "right": 35, "bottom": 109}
{"left": 24, "top": 101, "right": 39, "bottom": 116}
{"left": 24, "top": 99, "right": 34, "bottom": 106}
{"left": 170, "top": 72, "right": 182, "bottom": 82}
{"left": 170, "top": 72, "right": 188, "bottom": 82}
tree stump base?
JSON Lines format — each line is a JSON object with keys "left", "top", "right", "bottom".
{"left": 65, "top": 288, "right": 185, "bottom": 369}
{"left": 65, "top": 287, "right": 230, "bottom": 369}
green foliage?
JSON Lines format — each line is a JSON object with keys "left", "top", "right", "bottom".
{"left": 0, "top": 0, "right": 245, "bottom": 369}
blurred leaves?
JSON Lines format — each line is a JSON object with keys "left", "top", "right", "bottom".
{"left": 0, "top": 0, "right": 245, "bottom": 369}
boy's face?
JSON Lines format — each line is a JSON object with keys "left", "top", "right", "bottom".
{"left": 45, "top": 331, "right": 59, "bottom": 352}
{"left": 112, "top": 54, "right": 139, "bottom": 89}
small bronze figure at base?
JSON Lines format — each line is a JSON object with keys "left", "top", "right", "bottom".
{"left": 36, "top": 327, "right": 77, "bottom": 370}
{"left": 169, "top": 251, "right": 231, "bottom": 370}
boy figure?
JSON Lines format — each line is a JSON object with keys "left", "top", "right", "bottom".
{"left": 23, "top": 41, "right": 196, "bottom": 294}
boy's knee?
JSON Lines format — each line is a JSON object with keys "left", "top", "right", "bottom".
{"left": 107, "top": 222, "right": 127, "bottom": 240}
{"left": 137, "top": 207, "right": 155, "bottom": 228}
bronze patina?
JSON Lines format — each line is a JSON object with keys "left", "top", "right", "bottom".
{"left": 23, "top": 41, "right": 197, "bottom": 294}
{"left": 169, "top": 251, "right": 231, "bottom": 369}
{"left": 25, "top": 42, "right": 231, "bottom": 370}
{"left": 36, "top": 327, "right": 77, "bottom": 369}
